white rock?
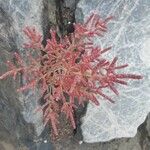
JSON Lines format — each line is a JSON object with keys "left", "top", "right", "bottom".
{"left": 76, "top": 0, "right": 150, "bottom": 143}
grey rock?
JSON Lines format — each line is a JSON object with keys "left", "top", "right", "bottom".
{"left": 76, "top": 0, "right": 150, "bottom": 143}
{"left": 1, "top": 0, "right": 44, "bottom": 135}
{"left": 64, "top": 0, "right": 76, "bottom": 9}
{"left": 0, "top": 0, "right": 150, "bottom": 149}
{"left": 0, "top": 0, "right": 49, "bottom": 149}
{"left": 0, "top": 6, "right": 35, "bottom": 150}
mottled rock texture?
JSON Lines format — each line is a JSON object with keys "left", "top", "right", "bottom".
{"left": 0, "top": 0, "right": 50, "bottom": 149}
{"left": 0, "top": 7, "right": 34, "bottom": 150}
{"left": 49, "top": 113, "right": 150, "bottom": 150}
{"left": 0, "top": 0, "right": 78, "bottom": 149}
{"left": 0, "top": 0, "right": 150, "bottom": 150}
{"left": 76, "top": 0, "right": 150, "bottom": 143}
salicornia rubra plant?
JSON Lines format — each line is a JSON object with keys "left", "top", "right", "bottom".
{"left": 0, "top": 13, "right": 142, "bottom": 136}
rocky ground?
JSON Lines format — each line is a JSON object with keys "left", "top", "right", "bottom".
{"left": 0, "top": 113, "right": 150, "bottom": 150}
{"left": 53, "top": 113, "right": 150, "bottom": 150}
{"left": 0, "top": 0, "right": 149, "bottom": 150}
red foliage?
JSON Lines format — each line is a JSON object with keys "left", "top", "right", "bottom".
{"left": 0, "top": 13, "right": 142, "bottom": 136}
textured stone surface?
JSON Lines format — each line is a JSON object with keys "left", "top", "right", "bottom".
{"left": 51, "top": 113, "right": 150, "bottom": 150}
{"left": 0, "top": 5, "right": 35, "bottom": 150}
{"left": 76, "top": 0, "right": 150, "bottom": 143}
{"left": 0, "top": 0, "right": 76, "bottom": 149}
{"left": 0, "top": 0, "right": 45, "bottom": 136}
{"left": 64, "top": 0, "right": 76, "bottom": 9}
{"left": 1, "top": 0, "right": 150, "bottom": 149}
{"left": 0, "top": 0, "right": 48, "bottom": 149}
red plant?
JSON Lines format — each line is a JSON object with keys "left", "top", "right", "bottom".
{"left": 0, "top": 13, "right": 142, "bottom": 136}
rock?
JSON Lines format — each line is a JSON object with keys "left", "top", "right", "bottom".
{"left": 76, "top": 0, "right": 150, "bottom": 143}
{"left": 0, "top": 0, "right": 81, "bottom": 149}
{"left": 64, "top": 0, "right": 76, "bottom": 9}
{"left": 52, "top": 113, "right": 150, "bottom": 150}
{"left": 0, "top": 6, "right": 35, "bottom": 150}
{"left": 1, "top": 0, "right": 45, "bottom": 135}
{"left": 0, "top": 0, "right": 50, "bottom": 149}
{"left": 0, "top": 0, "right": 149, "bottom": 149}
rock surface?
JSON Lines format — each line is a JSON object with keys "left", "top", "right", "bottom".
{"left": 0, "top": 0, "right": 150, "bottom": 149}
{"left": 0, "top": 0, "right": 50, "bottom": 149}
{"left": 52, "top": 114, "right": 150, "bottom": 150}
{"left": 0, "top": 0, "right": 77, "bottom": 149}
{"left": 76, "top": 0, "right": 150, "bottom": 143}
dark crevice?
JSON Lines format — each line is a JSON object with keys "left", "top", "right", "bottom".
{"left": 54, "top": 0, "right": 87, "bottom": 142}
{"left": 55, "top": 0, "right": 64, "bottom": 35}
{"left": 42, "top": 0, "right": 53, "bottom": 47}
{"left": 55, "top": 0, "right": 76, "bottom": 36}
{"left": 40, "top": 0, "right": 87, "bottom": 145}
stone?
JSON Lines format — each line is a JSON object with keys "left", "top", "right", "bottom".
{"left": 0, "top": 0, "right": 47, "bottom": 149}
{"left": 53, "top": 113, "right": 150, "bottom": 150}
{"left": 64, "top": 0, "right": 76, "bottom": 9}
{"left": 76, "top": 0, "right": 150, "bottom": 143}
{"left": 0, "top": 8, "right": 35, "bottom": 150}
{"left": 1, "top": 0, "right": 44, "bottom": 135}
{"left": 0, "top": 0, "right": 80, "bottom": 149}
{"left": 1, "top": 0, "right": 150, "bottom": 149}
